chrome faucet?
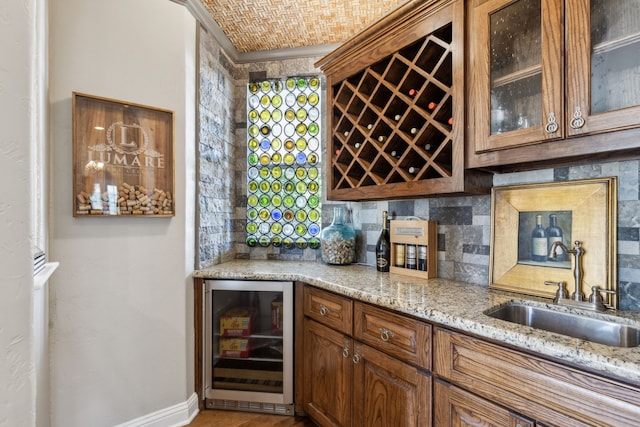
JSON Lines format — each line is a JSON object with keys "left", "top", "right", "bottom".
{"left": 549, "top": 240, "right": 585, "bottom": 301}
{"left": 545, "top": 240, "right": 615, "bottom": 311}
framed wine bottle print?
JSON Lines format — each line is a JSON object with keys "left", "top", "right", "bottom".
{"left": 489, "top": 178, "right": 617, "bottom": 307}
{"left": 72, "top": 92, "right": 175, "bottom": 217}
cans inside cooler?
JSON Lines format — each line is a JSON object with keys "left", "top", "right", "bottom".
{"left": 203, "top": 280, "right": 294, "bottom": 415}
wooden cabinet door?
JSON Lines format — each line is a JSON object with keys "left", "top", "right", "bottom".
{"left": 352, "top": 342, "right": 431, "bottom": 427}
{"left": 435, "top": 379, "right": 519, "bottom": 427}
{"left": 303, "top": 318, "right": 352, "bottom": 427}
{"left": 565, "top": 0, "right": 640, "bottom": 137}
{"left": 472, "top": 0, "right": 564, "bottom": 153}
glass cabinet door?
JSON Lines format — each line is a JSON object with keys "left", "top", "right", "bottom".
{"left": 566, "top": 0, "right": 640, "bottom": 136}
{"left": 473, "top": 0, "right": 564, "bottom": 152}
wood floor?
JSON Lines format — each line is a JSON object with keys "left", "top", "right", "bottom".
{"left": 186, "top": 409, "right": 316, "bottom": 426}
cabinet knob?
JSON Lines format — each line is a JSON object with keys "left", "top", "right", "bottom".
{"left": 570, "top": 106, "right": 585, "bottom": 129}
{"left": 319, "top": 304, "right": 329, "bottom": 316}
{"left": 545, "top": 112, "right": 559, "bottom": 134}
{"left": 379, "top": 327, "right": 395, "bottom": 342}
{"left": 352, "top": 350, "right": 361, "bottom": 364}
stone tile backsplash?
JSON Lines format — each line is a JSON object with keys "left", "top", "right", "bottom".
{"left": 197, "top": 27, "right": 640, "bottom": 310}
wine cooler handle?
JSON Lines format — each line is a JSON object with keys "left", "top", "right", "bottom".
{"left": 379, "top": 327, "right": 395, "bottom": 342}
{"left": 342, "top": 344, "right": 350, "bottom": 358}
{"left": 319, "top": 304, "right": 329, "bottom": 316}
{"left": 352, "top": 349, "right": 361, "bottom": 364}
{"left": 545, "top": 113, "right": 559, "bottom": 134}
{"left": 570, "top": 106, "right": 585, "bottom": 129}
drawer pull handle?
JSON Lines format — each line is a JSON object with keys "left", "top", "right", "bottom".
{"left": 319, "top": 304, "right": 329, "bottom": 316}
{"left": 342, "top": 345, "right": 349, "bottom": 358}
{"left": 380, "top": 328, "right": 395, "bottom": 342}
{"left": 352, "top": 350, "right": 361, "bottom": 364}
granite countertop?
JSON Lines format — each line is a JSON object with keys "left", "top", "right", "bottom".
{"left": 194, "top": 260, "right": 640, "bottom": 385}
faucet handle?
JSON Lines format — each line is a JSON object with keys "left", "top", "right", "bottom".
{"left": 545, "top": 281, "right": 568, "bottom": 303}
{"left": 588, "top": 286, "right": 616, "bottom": 311}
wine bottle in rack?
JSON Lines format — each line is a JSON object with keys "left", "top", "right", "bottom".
{"left": 394, "top": 114, "right": 401, "bottom": 121}
{"left": 408, "top": 88, "right": 417, "bottom": 97}
{"left": 343, "top": 130, "right": 349, "bottom": 137}
{"left": 390, "top": 150, "right": 400, "bottom": 158}
{"left": 408, "top": 166, "right": 420, "bottom": 174}
{"left": 428, "top": 101, "right": 438, "bottom": 110}
{"left": 366, "top": 123, "right": 373, "bottom": 130}
{"left": 354, "top": 142, "right": 361, "bottom": 149}
{"left": 448, "top": 117, "right": 453, "bottom": 125}
{"left": 424, "top": 143, "right": 432, "bottom": 152}
{"left": 375, "top": 211, "right": 390, "bottom": 272}
{"left": 410, "top": 127, "right": 418, "bottom": 135}
{"left": 531, "top": 214, "right": 548, "bottom": 262}
{"left": 377, "top": 136, "right": 387, "bottom": 142}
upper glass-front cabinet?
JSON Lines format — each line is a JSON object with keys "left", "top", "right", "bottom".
{"left": 473, "top": 0, "right": 640, "bottom": 153}
{"left": 473, "top": 0, "right": 563, "bottom": 152}
{"left": 568, "top": 0, "right": 640, "bottom": 135}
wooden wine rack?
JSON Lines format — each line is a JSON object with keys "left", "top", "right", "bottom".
{"left": 316, "top": 0, "right": 491, "bottom": 201}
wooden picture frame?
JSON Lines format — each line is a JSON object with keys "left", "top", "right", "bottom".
{"left": 489, "top": 178, "right": 617, "bottom": 307}
{"left": 72, "top": 92, "right": 174, "bottom": 217}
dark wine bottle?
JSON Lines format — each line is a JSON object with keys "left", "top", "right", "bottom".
{"left": 546, "top": 214, "right": 564, "bottom": 262}
{"left": 531, "top": 214, "right": 548, "bottom": 262}
{"left": 376, "top": 211, "right": 391, "bottom": 272}
{"left": 417, "top": 245, "right": 427, "bottom": 271}
{"left": 406, "top": 244, "right": 417, "bottom": 269}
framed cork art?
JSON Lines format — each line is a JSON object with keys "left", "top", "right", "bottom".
{"left": 489, "top": 177, "right": 617, "bottom": 307}
{"left": 72, "top": 92, "right": 174, "bottom": 217}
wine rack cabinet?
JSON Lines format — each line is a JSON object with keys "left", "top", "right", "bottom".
{"left": 316, "top": 0, "right": 491, "bottom": 201}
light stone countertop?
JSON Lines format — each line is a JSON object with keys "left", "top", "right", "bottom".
{"left": 194, "top": 260, "right": 640, "bottom": 385}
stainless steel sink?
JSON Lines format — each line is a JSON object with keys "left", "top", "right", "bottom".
{"left": 485, "top": 302, "right": 640, "bottom": 348}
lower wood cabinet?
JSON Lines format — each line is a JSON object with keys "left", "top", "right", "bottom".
{"left": 302, "top": 286, "right": 432, "bottom": 427}
{"left": 297, "top": 285, "right": 640, "bottom": 427}
{"left": 434, "top": 327, "right": 640, "bottom": 427}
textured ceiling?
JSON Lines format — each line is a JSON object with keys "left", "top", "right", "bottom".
{"left": 200, "top": 0, "right": 408, "bottom": 53}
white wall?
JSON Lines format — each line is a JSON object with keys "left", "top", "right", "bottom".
{"left": 0, "top": 0, "right": 39, "bottom": 425}
{"left": 48, "top": 1, "right": 196, "bottom": 425}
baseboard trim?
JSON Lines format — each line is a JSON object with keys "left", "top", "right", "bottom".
{"left": 114, "top": 392, "right": 199, "bottom": 427}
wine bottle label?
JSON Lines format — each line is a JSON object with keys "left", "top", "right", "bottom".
{"left": 376, "top": 256, "right": 389, "bottom": 269}
{"left": 406, "top": 244, "right": 417, "bottom": 269}
{"left": 394, "top": 244, "right": 405, "bottom": 267}
{"left": 532, "top": 238, "right": 548, "bottom": 257}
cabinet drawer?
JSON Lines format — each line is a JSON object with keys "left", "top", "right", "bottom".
{"left": 303, "top": 286, "right": 353, "bottom": 335}
{"left": 434, "top": 328, "right": 640, "bottom": 427}
{"left": 354, "top": 302, "right": 430, "bottom": 369}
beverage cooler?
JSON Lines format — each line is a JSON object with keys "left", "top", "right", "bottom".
{"left": 203, "top": 280, "right": 294, "bottom": 415}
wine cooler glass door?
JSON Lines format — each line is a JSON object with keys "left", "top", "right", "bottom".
{"left": 204, "top": 280, "right": 293, "bottom": 409}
